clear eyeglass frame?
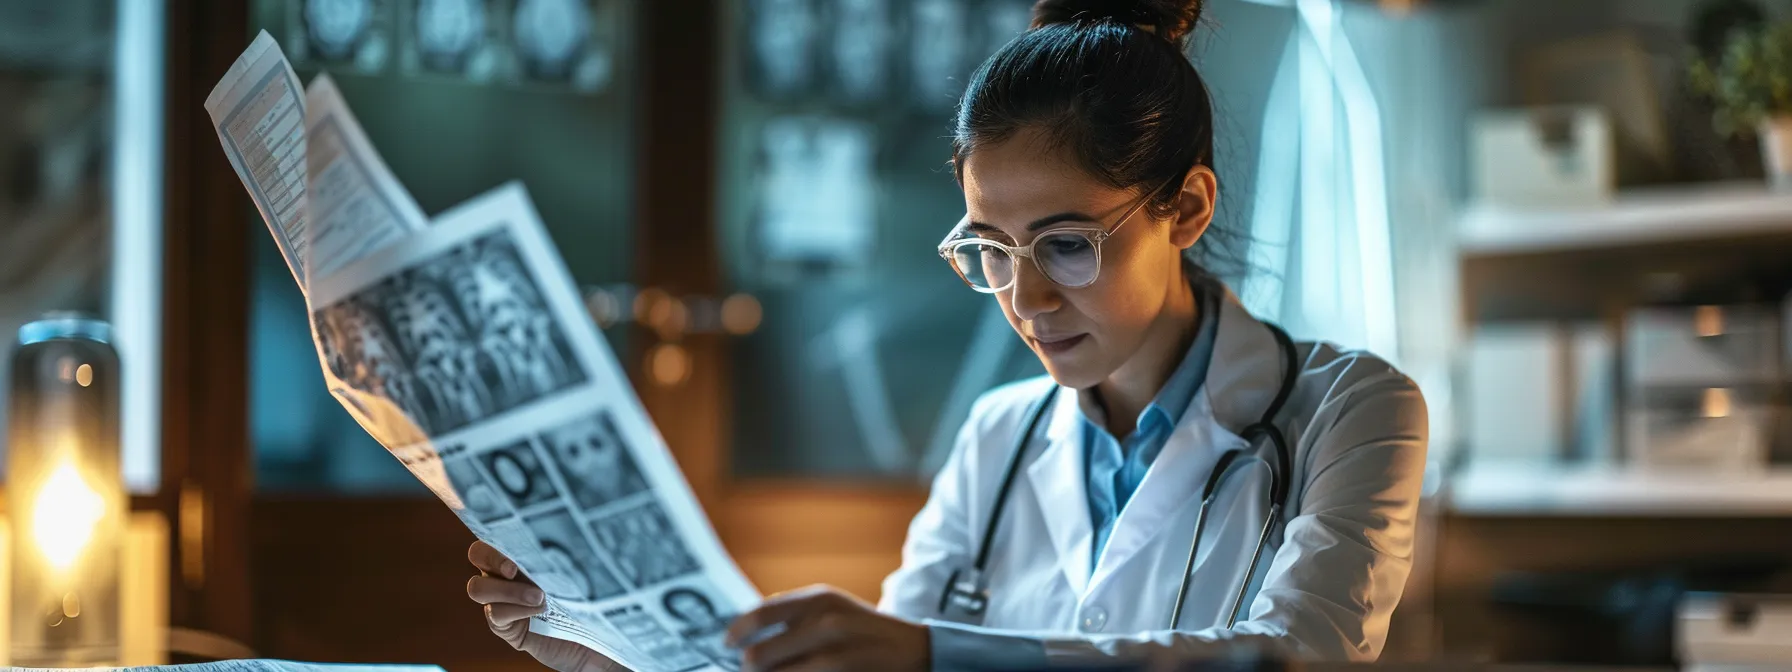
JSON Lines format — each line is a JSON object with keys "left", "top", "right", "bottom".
{"left": 936, "top": 187, "right": 1159, "bottom": 294}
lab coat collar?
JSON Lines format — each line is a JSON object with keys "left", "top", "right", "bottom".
{"left": 1026, "top": 390, "right": 1094, "bottom": 596}
{"left": 1203, "top": 284, "right": 1295, "bottom": 437}
{"left": 1026, "top": 281, "right": 1289, "bottom": 598}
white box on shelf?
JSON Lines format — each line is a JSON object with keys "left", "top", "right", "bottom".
{"left": 1626, "top": 305, "right": 1781, "bottom": 388}
{"left": 1463, "top": 323, "right": 1567, "bottom": 463}
{"left": 1678, "top": 592, "right": 1792, "bottom": 671}
{"left": 1471, "top": 106, "right": 1614, "bottom": 209}
{"left": 1462, "top": 322, "right": 1618, "bottom": 465}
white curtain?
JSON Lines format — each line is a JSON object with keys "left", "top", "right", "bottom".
{"left": 1237, "top": 0, "right": 1399, "bottom": 362}
{"left": 1232, "top": 0, "right": 1472, "bottom": 478}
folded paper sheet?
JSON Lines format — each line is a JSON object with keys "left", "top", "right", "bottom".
{"left": 207, "top": 32, "right": 757, "bottom": 672}
{"left": 2, "top": 662, "right": 445, "bottom": 672}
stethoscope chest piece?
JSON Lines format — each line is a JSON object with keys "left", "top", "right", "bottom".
{"left": 938, "top": 567, "right": 991, "bottom": 619}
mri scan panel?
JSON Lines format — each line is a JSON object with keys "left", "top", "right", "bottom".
{"left": 399, "top": 0, "right": 504, "bottom": 80}
{"left": 827, "top": 0, "right": 892, "bottom": 104}
{"left": 290, "top": 0, "right": 393, "bottom": 73}
{"left": 743, "top": 0, "right": 819, "bottom": 100}
{"left": 524, "top": 507, "right": 627, "bottom": 601}
{"left": 587, "top": 499, "right": 702, "bottom": 588}
{"left": 512, "top": 0, "right": 615, "bottom": 93}
{"left": 907, "top": 0, "right": 967, "bottom": 111}
{"left": 537, "top": 409, "right": 650, "bottom": 512}
{"left": 753, "top": 116, "right": 876, "bottom": 270}
{"left": 310, "top": 230, "right": 588, "bottom": 437}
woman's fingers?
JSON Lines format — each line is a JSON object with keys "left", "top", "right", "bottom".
{"left": 468, "top": 541, "right": 518, "bottom": 578}
{"left": 467, "top": 574, "right": 546, "bottom": 608}
{"left": 752, "top": 648, "right": 863, "bottom": 672}
{"left": 485, "top": 601, "right": 545, "bottom": 630}
{"left": 741, "top": 619, "right": 848, "bottom": 672}
{"left": 726, "top": 585, "right": 841, "bottom": 646}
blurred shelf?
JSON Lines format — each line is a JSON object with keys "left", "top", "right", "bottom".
{"left": 1446, "top": 463, "right": 1792, "bottom": 517}
{"left": 1459, "top": 182, "right": 1792, "bottom": 256}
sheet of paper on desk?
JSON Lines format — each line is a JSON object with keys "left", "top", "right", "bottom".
{"left": 207, "top": 34, "right": 758, "bottom": 672}
{"left": 0, "top": 662, "right": 449, "bottom": 672}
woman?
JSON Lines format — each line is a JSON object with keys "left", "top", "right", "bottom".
{"left": 465, "top": 0, "right": 1428, "bottom": 668}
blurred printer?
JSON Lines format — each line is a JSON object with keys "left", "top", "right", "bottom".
{"left": 1679, "top": 592, "right": 1792, "bottom": 672}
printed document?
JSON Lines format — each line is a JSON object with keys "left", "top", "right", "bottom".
{"left": 207, "top": 32, "right": 758, "bottom": 672}
{"left": 2, "top": 662, "right": 446, "bottom": 672}
{"left": 205, "top": 31, "right": 426, "bottom": 287}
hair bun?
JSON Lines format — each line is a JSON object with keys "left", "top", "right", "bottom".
{"left": 1031, "top": 0, "right": 1203, "bottom": 45}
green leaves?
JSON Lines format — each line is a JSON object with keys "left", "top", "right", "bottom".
{"left": 1688, "top": 21, "right": 1792, "bottom": 136}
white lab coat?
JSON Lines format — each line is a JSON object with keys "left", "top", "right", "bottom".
{"left": 877, "top": 287, "right": 1428, "bottom": 667}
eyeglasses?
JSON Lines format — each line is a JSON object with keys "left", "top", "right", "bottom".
{"left": 937, "top": 188, "right": 1158, "bottom": 294}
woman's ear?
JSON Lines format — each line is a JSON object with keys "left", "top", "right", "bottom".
{"left": 1169, "top": 165, "right": 1217, "bottom": 250}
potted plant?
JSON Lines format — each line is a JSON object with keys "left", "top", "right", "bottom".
{"left": 1689, "top": 20, "right": 1792, "bottom": 187}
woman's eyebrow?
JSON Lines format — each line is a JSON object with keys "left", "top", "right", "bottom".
{"left": 965, "top": 212, "right": 1097, "bottom": 233}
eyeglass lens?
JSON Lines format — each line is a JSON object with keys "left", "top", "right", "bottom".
{"left": 950, "top": 231, "right": 1100, "bottom": 290}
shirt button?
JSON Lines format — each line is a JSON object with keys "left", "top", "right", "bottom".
{"left": 1081, "top": 607, "right": 1108, "bottom": 632}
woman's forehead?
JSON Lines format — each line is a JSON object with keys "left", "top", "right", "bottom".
{"left": 962, "top": 133, "right": 1124, "bottom": 222}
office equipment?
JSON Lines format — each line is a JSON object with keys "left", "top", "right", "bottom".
{"left": 1678, "top": 592, "right": 1792, "bottom": 671}
{"left": 1624, "top": 305, "right": 1779, "bottom": 471}
{"left": 1625, "top": 306, "right": 1779, "bottom": 388}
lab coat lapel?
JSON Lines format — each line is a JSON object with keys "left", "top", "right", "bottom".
{"left": 1203, "top": 292, "right": 1292, "bottom": 436}
{"left": 1024, "top": 386, "right": 1093, "bottom": 597}
{"left": 1086, "top": 389, "right": 1252, "bottom": 594}
{"left": 1086, "top": 289, "right": 1287, "bottom": 595}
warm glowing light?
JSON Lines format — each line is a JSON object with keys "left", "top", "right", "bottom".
{"left": 721, "top": 294, "right": 763, "bottom": 335}
{"left": 1702, "top": 388, "right": 1732, "bottom": 419}
{"left": 648, "top": 298, "right": 690, "bottom": 339}
{"left": 648, "top": 344, "right": 692, "bottom": 387}
{"left": 76, "top": 363, "right": 94, "bottom": 387}
{"left": 32, "top": 460, "right": 106, "bottom": 571}
{"left": 633, "top": 287, "right": 669, "bottom": 322}
{"left": 1695, "top": 306, "right": 1725, "bottom": 338}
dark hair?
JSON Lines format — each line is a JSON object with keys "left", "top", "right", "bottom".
{"left": 954, "top": 0, "right": 1244, "bottom": 277}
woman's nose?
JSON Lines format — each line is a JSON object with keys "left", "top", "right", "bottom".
{"left": 1007, "top": 258, "right": 1061, "bottom": 321}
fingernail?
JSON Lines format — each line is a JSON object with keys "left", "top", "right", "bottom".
{"left": 526, "top": 588, "right": 545, "bottom": 606}
{"left": 501, "top": 560, "right": 517, "bottom": 579}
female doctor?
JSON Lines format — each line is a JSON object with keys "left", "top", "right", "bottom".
{"left": 463, "top": 0, "right": 1429, "bottom": 669}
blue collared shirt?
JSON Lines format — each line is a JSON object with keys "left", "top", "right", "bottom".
{"left": 1081, "top": 284, "right": 1219, "bottom": 567}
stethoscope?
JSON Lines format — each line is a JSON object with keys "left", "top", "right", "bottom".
{"left": 938, "top": 322, "right": 1300, "bottom": 631}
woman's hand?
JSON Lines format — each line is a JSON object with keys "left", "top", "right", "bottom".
{"left": 466, "top": 541, "right": 629, "bottom": 672}
{"left": 725, "top": 585, "right": 929, "bottom": 672}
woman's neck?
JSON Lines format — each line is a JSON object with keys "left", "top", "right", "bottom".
{"left": 1092, "top": 273, "right": 1199, "bottom": 437}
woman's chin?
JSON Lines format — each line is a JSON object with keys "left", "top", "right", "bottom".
{"left": 1038, "top": 359, "right": 1108, "bottom": 390}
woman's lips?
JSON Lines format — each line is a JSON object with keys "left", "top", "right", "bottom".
{"left": 1031, "top": 333, "right": 1088, "bottom": 355}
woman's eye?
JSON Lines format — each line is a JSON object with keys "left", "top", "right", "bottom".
{"left": 1043, "top": 237, "right": 1092, "bottom": 254}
